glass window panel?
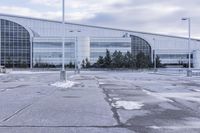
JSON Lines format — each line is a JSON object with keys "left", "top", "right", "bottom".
{"left": 0, "top": 19, "right": 31, "bottom": 67}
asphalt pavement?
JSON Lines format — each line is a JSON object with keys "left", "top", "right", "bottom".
{"left": 0, "top": 71, "right": 200, "bottom": 133}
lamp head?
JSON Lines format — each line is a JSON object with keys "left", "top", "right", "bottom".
{"left": 182, "top": 18, "right": 188, "bottom": 21}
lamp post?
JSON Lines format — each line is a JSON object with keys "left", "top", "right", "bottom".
{"left": 182, "top": 17, "right": 192, "bottom": 77}
{"left": 60, "top": 0, "right": 66, "bottom": 81}
{"left": 0, "top": 33, "right": 1, "bottom": 67}
{"left": 153, "top": 38, "right": 157, "bottom": 72}
{"left": 0, "top": 21, "right": 1, "bottom": 67}
{"left": 74, "top": 36, "right": 81, "bottom": 74}
{"left": 69, "top": 30, "right": 81, "bottom": 74}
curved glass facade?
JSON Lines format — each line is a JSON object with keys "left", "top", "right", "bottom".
{"left": 130, "top": 35, "right": 151, "bottom": 57}
{"left": 0, "top": 19, "right": 31, "bottom": 67}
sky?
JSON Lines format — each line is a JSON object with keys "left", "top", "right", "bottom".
{"left": 0, "top": 0, "right": 199, "bottom": 39}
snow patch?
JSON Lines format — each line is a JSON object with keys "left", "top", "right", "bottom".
{"left": 113, "top": 97, "right": 120, "bottom": 100}
{"left": 193, "top": 89, "right": 200, "bottom": 92}
{"left": 149, "top": 126, "right": 162, "bottom": 129}
{"left": 143, "top": 89, "right": 200, "bottom": 103}
{"left": 159, "top": 92, "right": 200, "bottom": 102}
{"left": 51, "top": 80, "right": 75, "bottom": 88}
{"left": 98, "top": 82, "right": 106, "bottom": 85}
{"left": 142, "top": 89, "right": 174, "bottom": 102}
{"left": 149, "top": 125, "right": 200, "bottom": 130}
{"left": 112, "top": 101, "right": 144, "bottom": 110}
{"left": 10, "top": 71, "right": 57, "bottom": 74}
{"left": 108, "top": 98, "right": 112, "bottom": 102}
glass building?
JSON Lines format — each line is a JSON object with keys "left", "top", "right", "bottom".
{"left": 90, "top": 38, "right": 131, "bottom": 63}
{"left": 0, "top": 19, "right": 31, "bottom": 67}
{"left": 130, "top": 35, "right": 151, "bottom": 57}
{"left": 0, "top": 14, "right": 200, "bottom": 68}
{"left": 33, "top": 42, "right": 75, "bottom": 65}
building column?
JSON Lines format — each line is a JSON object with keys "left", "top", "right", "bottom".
{"left": 77, "top": 37, "right": 90, "bottom": 68}
{"left": 193, "top": 50, "right": 200, "bottom": 68}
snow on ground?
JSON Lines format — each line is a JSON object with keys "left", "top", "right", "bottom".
{"left": 51, "top": 80, "right": 76, "bottom": 88}
{"left": 69, "top": 74, "right": 84, "bottom": 80}
{"left": 143, "top": 89, "right": 200, "bottom": 102}
{"left": 158, "top": 92, "right": 200, "bottom": 102}
{"left": 142, "top": 89, "right": 174, "bottom": 102}
{"left": 10, "top": 71, "right": 58, "bottom": 74}
{"left": 193, "top": 89, "right": 200, "bottom": 92}
{"left": 112, "top": 101, "right": 144, "bottom": 110}
{"left": 149, "top": 124, "right": 200, "bottom": 130}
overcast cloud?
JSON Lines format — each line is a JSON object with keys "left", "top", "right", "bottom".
{"left": 0, "top": 0, "right": 199, "bottom": 38}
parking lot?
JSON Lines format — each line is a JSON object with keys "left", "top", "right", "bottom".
{"left": 0, "top": 70, "right": 200, "bottom": 133}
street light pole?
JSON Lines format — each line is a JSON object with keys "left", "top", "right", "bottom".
{"left": 69, "top": 30, "right": 81, "bottom": 74}
{"left": 75, "top": 36, "right": 78, "bottom": 74}
{"left": 188, "top": 18, "right": 191, "bottom": 70}
{"left": 153, "top": 38, "right": 157, "bottom": 72}
{"left": 0, "top": 20, "right": 1, "bottom": 67}
{"left": 182, "top": 17, "right": 192, "bottom": 77}
{"left": 60, "top": 0, "right": 66, "bottom": 81}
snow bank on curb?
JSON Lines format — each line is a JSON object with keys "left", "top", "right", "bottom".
{"left": 51, "top": 80, "right": 75, "bottom": 88}
{"left": 112, "top": 101, "right": 144, "bottom": 110}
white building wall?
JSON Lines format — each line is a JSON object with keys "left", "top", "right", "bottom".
{"left": 193, "top": 50, "right": 200, "bottom": 68}
{"left": 77, "top": 37, "right": 90, "bottom": 67}
{"left": 1, "top": 14, "right": 200, "bottom": 47}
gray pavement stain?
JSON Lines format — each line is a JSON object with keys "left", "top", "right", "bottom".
{"left": 95, "top": 73, "right": 200, "bottom": 133}
{"left": 62, "top": 96, "right": 80, "bottom": 99}
{"left": 182, "top": 82, "right": 200, "bottom": 87}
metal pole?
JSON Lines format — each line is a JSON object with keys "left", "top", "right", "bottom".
{"left": 0, "top": 38, "right": 1, "bottom": 67}
{"left": 186, "top": 18, "right": 192, "bottom": 77}
{"left": 153, "top": 38, "right": 157, "bottom": 72}
{"left": 75, "top": 37, "right": 77, "bottom": 74}
{"left": 60, "top": 0, "right": 66, "bottom": 80}
{"left": 77, "top": 36, "right": 80, "bottom": 74}
{"left": 188, "top": 18, "right": 191, "bottom": 70}
{"left": 30, "top": 37, "right": 33, "bottom": 69}
{"left": 62, "top": 0, "right": 65, "bottom": 71}
{"left": 0, "top": 20, "right": 1, "bottom": 67}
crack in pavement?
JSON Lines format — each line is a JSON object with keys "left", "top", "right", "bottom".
{"left": 103, "top": 87, "right": 122, "bottom": 126}
{"left": 1, "top": 85, "right": 29, "bottom": 92}
{"left": 0, "top": 84, "right": 59, "bottom": 124}
{"left": 95, "top": 77, "right": 123, "bottom": 126}
{"left": 2, "top": 104, "right": 32, "bottom": 122}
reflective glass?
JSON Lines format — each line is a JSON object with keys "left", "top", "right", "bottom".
{"left": 0, "top": 19, "right": 30, "bottom": 67}
{"left": 130, "top": 35, "right": 151, "bottom": 57}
